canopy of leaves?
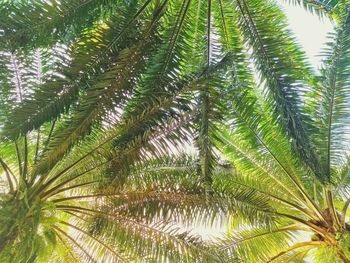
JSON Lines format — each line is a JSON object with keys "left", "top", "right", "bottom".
{"left": 0, "top": 0, "right": 349, "bottom": 262}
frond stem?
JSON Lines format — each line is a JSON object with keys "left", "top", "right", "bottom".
{"left": 267, "top": 241, "right": 322, "bottom": 262}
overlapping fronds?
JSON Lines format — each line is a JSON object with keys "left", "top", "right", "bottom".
{"left": 282, "top": 0, "right": 341, "bottom": 18}
{"left": 0, "top": 0, "right": 124, "bottom": 49}
{"left": 1, "top": 1, "right": 163, "bottom": 139}
{"left": 214, "top": 5, "right": 350, "bottom": 262}
{"left": 1, "top": 0, "right": 350, "bottom": 262}
{"left": 312, "top": 11, "right": 350, "bottom": 182}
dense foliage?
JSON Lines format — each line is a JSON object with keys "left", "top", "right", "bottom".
{"left": 0, "top": 0, "right": 349, "bottom": 262}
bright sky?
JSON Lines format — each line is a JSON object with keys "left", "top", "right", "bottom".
{"left": 278, "top": 0, "right": 334, "bottom": 68}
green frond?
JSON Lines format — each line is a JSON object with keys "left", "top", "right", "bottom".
{"left": 234, "top": 0, "right": 323, "bottom": 180}
{"left": 310, "top": 243, "right": 342, "bottom": 262}
{"left": 0, "top": 0, "right": 125, "bottom": 49}
{"left": 281, "top": 0, "right": 340, "bottom": 18}
{"left": 313, "top": 11, "right": 350, "bottom": 182}
{"left": 1, "top": 2, "right": 163, "bottom": 139}
{"left": 217, "top": 225, "right": 299, "bottom": 262}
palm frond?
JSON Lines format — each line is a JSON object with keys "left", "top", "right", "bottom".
{"left": 314, "top": 11, "right": 350, "bottom": 182}
{"left": 217, "top": 225, "right": 300, "bottom": 262}
{"left": 234, "top": 0, "right": 323, "bottom": 180}
{"left": 281, "top": 0, "right": 340, "bottom": 18}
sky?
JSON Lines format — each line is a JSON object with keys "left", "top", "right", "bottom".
{"left": 278, "top": 0, "right": 334, "bottom": 68}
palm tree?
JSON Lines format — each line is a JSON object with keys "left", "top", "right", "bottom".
{"left": 0, "top": 0, "right": 347, "bottom": 262}
{"left": 0, "top": 130, "right": 230, "bottom": 262}
{"left": 0, "top": 0, "right": 337, "bottom": 184}
{"left": 0, "top": 36, "right": 233, "bottom": 263}
{"left": 214, "top": 5, "right": 350, "bottom": 262}
{"left": 0, "top": 1, "right": 238, "bottom": 261}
